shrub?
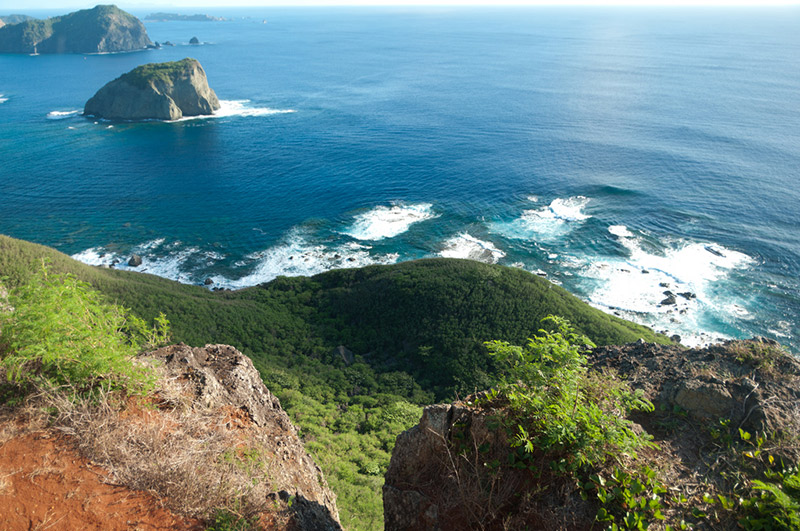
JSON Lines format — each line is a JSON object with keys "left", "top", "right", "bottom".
{"left": 485, "top": 315, "right": 654, "bottom": 472}
{"left": 0, "top": 263, "right": 167, "bottom": 395}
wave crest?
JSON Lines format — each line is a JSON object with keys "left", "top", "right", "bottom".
{"left": 344, "top": 203, "right": 439, "bottom": 241}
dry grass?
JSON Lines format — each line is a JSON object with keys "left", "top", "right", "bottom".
{"left": 9, "top": 364, "right": 290, "bottom": 526}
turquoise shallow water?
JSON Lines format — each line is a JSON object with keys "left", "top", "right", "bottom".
{"left": 1, "top": 7, "right": 799, "bottom": 350}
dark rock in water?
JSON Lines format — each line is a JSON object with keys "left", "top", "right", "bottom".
{"left": 163, "top": 40, "right": 174, "bottom": 46}
{"left": 678, "top": 292, "right": 696, "bottom": 300}
{"left": 128, "top": 254, "right": 142, "bottom": 267}
{"left": 0, "top": 5, "right": 152, "bottom": 54}
{"left": 659, "top": 282, "right": 670, "bottom": 288}
{"left": 660, "top": 294, "right": 677, "bottom": 306}
{"left": 189, "top": 36, "right": 200, "bottom": 44}
{"left": 84, "top": 58, "right": 220, "bottom": 121}
{"left": 641, "top": 269, "right": 650, "bottom": 274}
{"left": 204, "top": 278, "right": 214, "bottom": 285}
{"left": 705, "top": 245, "right": 725, "bottom": 257}
{"left": 670, "top": 334, "right": 682, "bottom": 343}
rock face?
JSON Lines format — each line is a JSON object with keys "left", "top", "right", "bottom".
{"left": 384, "top": 339, "right": 800, "bottom": 530}
{"left": 589, "top": 338, "right": 800, "bottom": 434}
{"left": 84, "top": 58, "right": 220, "bottom": 121}
{"left": 0, "top": 5, "right": 152, "bottom": 54}
{"left": 145, "top": 343, "right": 341, "bottom": 530}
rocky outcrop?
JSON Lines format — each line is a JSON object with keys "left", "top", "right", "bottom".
{"left": 384, "top": 339, "right": 800, "bottom": 530}
{"left": 84, "top": 58, "right": 220, "bottom": 121}
{"left": 589, "top": 338, "right": 800, "bottom": 435}
{"left": 0, "top": 5, "right": 152, "bottom": 54}
{"left": 384, "top": 400, "right": 595, "bottom": 530}
{"left": 144, "top": 343, "right": 341, "bottom": 530}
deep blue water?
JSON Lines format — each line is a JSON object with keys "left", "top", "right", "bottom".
{"left": 1, "top": 7, "right": 799, "bottom": 350}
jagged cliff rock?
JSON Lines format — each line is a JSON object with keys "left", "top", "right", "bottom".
{"left": 144, "top": 343, "right": 341, "bottom": 530}
{"left": 0, "top": 5, "right": 152, "bottom": 54}
{"left": 84, "top": 58, "right": 220, "bottom": 121}
{"left": 383, "top": 339, "right": 800, "bottom": 530}
{"left": 588, "top": 337, "right": 800, "bottom": 436}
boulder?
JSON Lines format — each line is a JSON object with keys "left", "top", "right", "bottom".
{"left": 127, "top": 254, "right": 142, "bottom": 267}
{"left": 189, "top": 36, "right": 199, "bottom": 44}
{"left": 84, "top": 58, "right": 220, "bottom": 121}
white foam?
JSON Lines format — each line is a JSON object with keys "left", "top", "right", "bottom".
{"left": 47, "top": 110, "right": 81, "bottom": 120}
{"left": 0, "top": 94, "right": 7, "bottom": 104}
{"left": 576, "top": 228, "right": 755, "bottom": 346}
{"left": 439, "top": 233, "right": 506, "bottom": 264}
{"left": 490, "top": 196, "right": 592, "bottom": 242}
{"left": 212, "top": 229, "right": 399, "bottom": 289}
{"left": 344, "top": 203, "right": 439, "bottom": 241}
{"left": 72, "top": 239, "right": 199, "bottom": 284}
{"left": 608, "top": 224, "right": 634, "bottom": 238}
{"left": 214, "top": 99, "right": 295, "bottom": 118}
{"left": 165, "top": 100, "right": 295, "bottom": 123}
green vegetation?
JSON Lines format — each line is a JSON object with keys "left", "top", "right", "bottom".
{"left": 0, "top": 234, "right": 670, "bottom": 529}
{"left": 1, "top": 263, "right": 166, "bottom": 397}
{"left": 121, "top": 58, "right": 198, "bottom": 89}
{"left": 485, "top": 316, "right": 654, "bottom": 473}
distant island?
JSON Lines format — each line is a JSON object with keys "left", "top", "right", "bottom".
{"left": 0, "top": 14, "right": 35, "bottom": 27}
{"left": 145, "top": 12, "right": 227, "bottom": 22}
{"left": 0, "top": 5, "right": 151, "bottom": 54}
{"left": 84, "top": 58, "right": 220, "bottom": 121}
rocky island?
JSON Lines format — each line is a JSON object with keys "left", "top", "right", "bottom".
{"left": 84, "top": 58, "right": 220, "bottom": 121}
{"left": 145, "top": 12, "right": 227, "bottom": 22}
{"left": 0, "top": 5, "right": 151, "bottom": 54}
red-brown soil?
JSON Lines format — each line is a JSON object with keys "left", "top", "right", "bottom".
{"left": 0, "top": 428, "right": 202, "bottom": 531}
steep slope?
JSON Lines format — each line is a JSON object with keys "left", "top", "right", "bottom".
{"left": 0, "top": 5, "right": 151, "bottom": 54}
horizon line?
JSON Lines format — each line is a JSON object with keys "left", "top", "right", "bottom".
{"left": 7, "top": 1, "right": 800, "bottom": 10}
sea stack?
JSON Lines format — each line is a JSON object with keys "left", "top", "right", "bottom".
{"left": 84, "top": 58, "right": 220, "bottom": 121}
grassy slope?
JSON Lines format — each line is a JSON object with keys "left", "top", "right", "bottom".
{"left": 0, "top": 234, "right": 670, "bottom": 529}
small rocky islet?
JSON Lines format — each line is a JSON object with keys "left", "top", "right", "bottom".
{"left": 84, "top": 58, "right": 220, "bottom": 121}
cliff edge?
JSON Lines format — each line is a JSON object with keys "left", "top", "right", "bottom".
{"left": 84, "top": 58, "right": 220, "bottom": 121}
{"left": 0, "top": 5, "right": 151, "bottom": 54}
{"left": 0, "top": 343, "right": 341, "bottom": 530}
{"left": 384, "top": 338, "right": 800, "bottom": 530}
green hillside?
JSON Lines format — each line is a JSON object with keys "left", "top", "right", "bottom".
{"left": 0, "top": 234, "right": 667, "bottom": 399}
{"left": 0, "top": 234, "right": 669, "bottom": 529}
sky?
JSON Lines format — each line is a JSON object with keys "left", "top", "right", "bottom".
{"left": 2, "top": 0, "right": 798, "bottom": 10}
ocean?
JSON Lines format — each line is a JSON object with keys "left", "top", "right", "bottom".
{"left": 1, "top": 7, "right": 799, "bottom": 350}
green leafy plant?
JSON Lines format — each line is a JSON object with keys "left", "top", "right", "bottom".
{"left": 588, "top": 466, "right": 668, "bottom": 529}
{"left": 0, "top": 263, "right": 168, "bottom": 395}
{"left": 485, "top": 316, "right": 654, "bottom": 472}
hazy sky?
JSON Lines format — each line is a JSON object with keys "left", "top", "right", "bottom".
{"left": 4, "top": 0, "right": 799, "bottom": 10}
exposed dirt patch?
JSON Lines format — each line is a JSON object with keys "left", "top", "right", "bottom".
{"left": 0, "top": 428, "right": 201, "bottom": 531}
